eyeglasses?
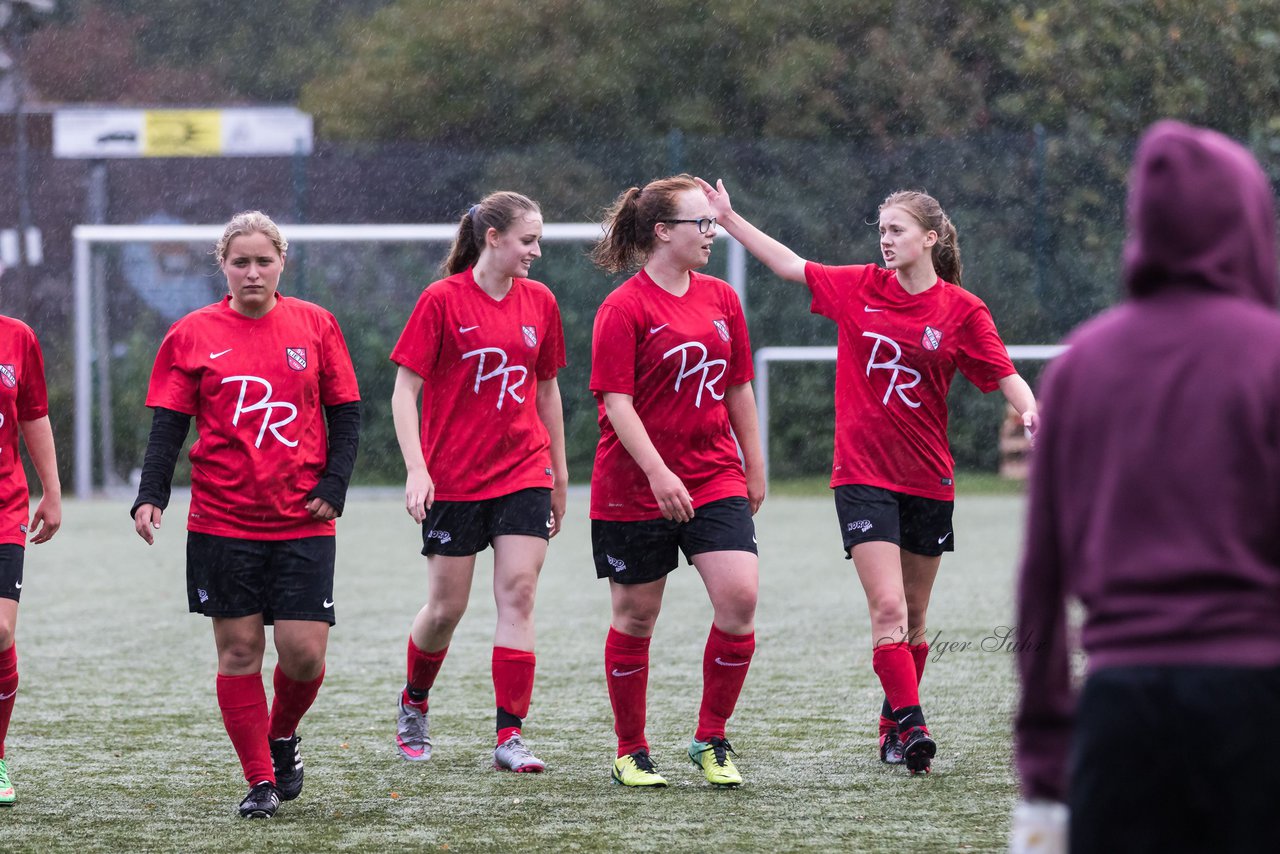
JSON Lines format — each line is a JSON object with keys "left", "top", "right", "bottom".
{"left": 663, "top": 217, "right": 717, "bottom": 234}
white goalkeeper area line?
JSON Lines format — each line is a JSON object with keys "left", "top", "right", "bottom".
{"left": 752, "top": 344, "right": 1068, "bottom": 481}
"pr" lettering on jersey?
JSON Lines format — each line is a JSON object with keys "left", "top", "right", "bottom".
{"left": 221, "top": 376, "right": 300, "bottom": 447}
{"left": 663, "top": 341, "right": 727, "bottom": 408}
{"left": 862, "top": 332, "right": 922, "bottom": 409}
{"left": 462, "top": 347, "right": 528, "bottom": 410}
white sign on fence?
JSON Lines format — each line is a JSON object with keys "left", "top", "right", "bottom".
{"left": 53, "top": 108, "right": 314, "bottom": 158}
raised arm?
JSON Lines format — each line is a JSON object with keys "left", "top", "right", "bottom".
{"left": 391, "top": 365, "right": 433, "bottom": 523}
{"left": 695, "top": 177, "right": 809, "bottom": 283}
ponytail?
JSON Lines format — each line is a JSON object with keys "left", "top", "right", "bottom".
{"left": 590, "top": 187, "right": 645, "bottom": 273}
{"left": 932, "top": 214, "right": 963, "bottom": 288}
{"left": 591, "top": 174, "right": 699, "bottom": 274}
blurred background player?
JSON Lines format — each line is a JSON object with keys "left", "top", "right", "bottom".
{"left": 390, "top": 191, "right": 567, "bottom": 773}
{"left": 590, "top": 175, "right": 764, "bottom": 788}
{"left": 1014, "top": 121, "right": 1280, "bottom": 852}
{"left": 699, "top": 177, "right": 1038, "bottom": 774}
{"left": 131, "top": 211, "right": 361, "bottom": 818}
{"left": 0, "top": 313, "right": 61, "bottom": 805}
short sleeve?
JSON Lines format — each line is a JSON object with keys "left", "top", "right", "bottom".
{"left": 725, "top": 288, "right": 754, "bottom": 386}
{"left": 590, "top": 303, "right": 638, "bottom": 396}
{"left": 536, "top": 295, "right": 567, "bottom": 381}
{"left": 16, "top": 327, "right": 49, "bottom": 421}
{"left": 805, "top": 262, "right": 870, "bottom": 322}
{"left": 955, "top": 303, "right": 1016, "bottom": 393}
{"left": 390, "top": 287, "right": 444, "bottom": 379}
{"left": 145, "top": 322, "right": 200, "bottom": 415}
{"left": 319, "top": 313, "right": 361, "bottom": 405}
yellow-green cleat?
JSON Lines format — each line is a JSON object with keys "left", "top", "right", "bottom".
{"left": 0, "top": 757, "right": 14, "bottom": 806}
{"left": 611, "top": 749, "right": 668, "bottom": 787}
{"left": 688, "top": 736, "right": 742, "bottom": 787}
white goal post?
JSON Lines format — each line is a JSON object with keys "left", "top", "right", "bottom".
{"left": 71, "top": 223, "right": 748, "bottom": 497}
{"left": 752, "top": 344, "right": 1068, "bottom": 480}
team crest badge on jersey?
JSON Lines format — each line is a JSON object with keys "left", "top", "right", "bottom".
{"left": 713, "top": 319, "right": 730, "bottom": 342}
{"left": 0, "top": 365, "right": 14, "bottom": 389}
{"left": 922, "top": 326, "right": 943, "bottom": 351}
{"left": 522, "top": 325, "right": 538, "bottom": 348}
{"left": 286, "top": 347, "right": 308, "bottom": 371}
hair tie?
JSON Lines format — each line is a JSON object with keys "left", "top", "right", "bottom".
{"left": 468, "top": 204, "right": 479, "bottom": 219}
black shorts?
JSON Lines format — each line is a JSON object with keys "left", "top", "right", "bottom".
{"left": 422, "top": 488, "right": 552, "bottom": 557}
{"left": 834, "top": 484, "right": 954, "bottom": 558}
{"left": 0, "top": 544, "right": 23, "bottom": 602}
{"left": 186, "top": 532, "right": 336, "bottom": 625}
{"left": 592, "top": 496, "right": 757, "bottom": 585}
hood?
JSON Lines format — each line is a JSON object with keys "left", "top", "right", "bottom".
{"left": 1123, "top": 120, "right": 1278, "bottom": 305}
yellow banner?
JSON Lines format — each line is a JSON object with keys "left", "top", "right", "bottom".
{"left": 144, "top": 111, "right": 222, "bottom": 157}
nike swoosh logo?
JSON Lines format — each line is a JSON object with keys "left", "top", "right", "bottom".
{"left": 611, "top": 667, "right": 645, "bottom": 677}
{"left": 0, "top": 690, "right": 15, "bottom": 701}
{"left": 459, "top": 325, "right": 480, "bottom": 333}
{"left": 864, "top": 306, "right": 885, "bottom": 313}
{"left": 649, "top": 324, "right": 669, "bottom": 334}
{"left": 210, "top": 348, "right": 233, "bottom": 359}
{"left": 938, "top": 532, "right": 952, "bottom": 544}
{"left": 13, "top": 582, "right": 20, "bottom": 589}
{"left": 323, "top": 599, "right": 335, "bottom": 608}
{"left": 714, "top": 658, "right": 750, "bottom": 667}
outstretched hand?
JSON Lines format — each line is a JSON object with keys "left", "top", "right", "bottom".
{"left": 694, "top": 177, "right": 734, "bottom": 219}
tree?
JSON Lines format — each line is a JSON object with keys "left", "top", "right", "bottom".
{"left": 301, "top": 0, "right": 1017, "bottom": 143}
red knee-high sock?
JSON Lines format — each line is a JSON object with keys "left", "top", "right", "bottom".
{"left": 910, "top": 641, "right": 929, "bottom": 683}
{"left": 880, "top": 641, "right": 930, "bottom": 735}
{"left": 605, "top": 627, "right": 651, "bottom": 757}
{"left": 406, "top": 637, "right": 449, "bottom": 703}
{"left": 0, "top": 644, "right": 17, "bottom": 760}
{"left": 492, "top": 646, "right": 536, "bottom": 745}
{"left": 695, "top": 624, "right": 755, "bottom": 742}
{"left": 872, "top": 642, "right": 921, "bottom": 717}
{"left": 216, "top": 673, "right": 274, "bottom": 786}
{"left": 267, "top": 664, "right": 325, "bottom": 741}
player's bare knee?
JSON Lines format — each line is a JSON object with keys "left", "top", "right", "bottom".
{"left": 0, "top": 622, "right": 14, "bottom": 651}
{"left": 613, "top": 608, "right": 659, "bottom": 637}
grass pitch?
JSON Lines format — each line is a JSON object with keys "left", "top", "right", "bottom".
{"left": 4, "top": 488, "right": 1025, "bottom": 852}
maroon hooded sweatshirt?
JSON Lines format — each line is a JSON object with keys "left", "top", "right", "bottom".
{"left": 1014, "top": 121, "right": 1280, "bottom": 801}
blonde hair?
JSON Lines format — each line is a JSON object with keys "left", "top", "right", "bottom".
{"left": 879, "top": 191, "right": 962, "bottom": 287}
{"left": 591, "top": 174, "right": 699, "bottom": 273}
{"left": 215, "top": 210, "right": 288, "bottom": 265}
{"left": 443, "top": 191, "right": 541, "bottom": 275}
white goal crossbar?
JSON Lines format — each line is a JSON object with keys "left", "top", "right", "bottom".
{"left": 752, "top": 344, "right": 1068, "bottom": 480}
{"left": 71, "top": 223, "right": 748, "bottom": 497}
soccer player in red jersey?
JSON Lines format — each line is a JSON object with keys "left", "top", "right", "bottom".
{"left": 589, "top": 175, "right": 764, "bottom": 789}
{"left": 0, "top": 314, "right": 61, "bottom": 805}
{"left": 698, "top": 178, "right": 1038, "bottom": 774}
{"left": 131, "top": 211, "right": 361, "bottom": 818}
{"left": 390, "top": 191, "right": 567, "bottom": 774}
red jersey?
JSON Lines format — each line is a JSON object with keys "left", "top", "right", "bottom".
{"left": 806, "top": 263, "right": 1015, "bottom": 500}
{"left": 390, "top": 269, "right": 566, "bottom": 501}
{"left": 146, "top": 295, "right": 361, "bottom": 540}
{"left": 0, "top": 317, "right": 49, "bottom": 547}
{"left": 590, "top": 270, "right": 753, "bottom": 521}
